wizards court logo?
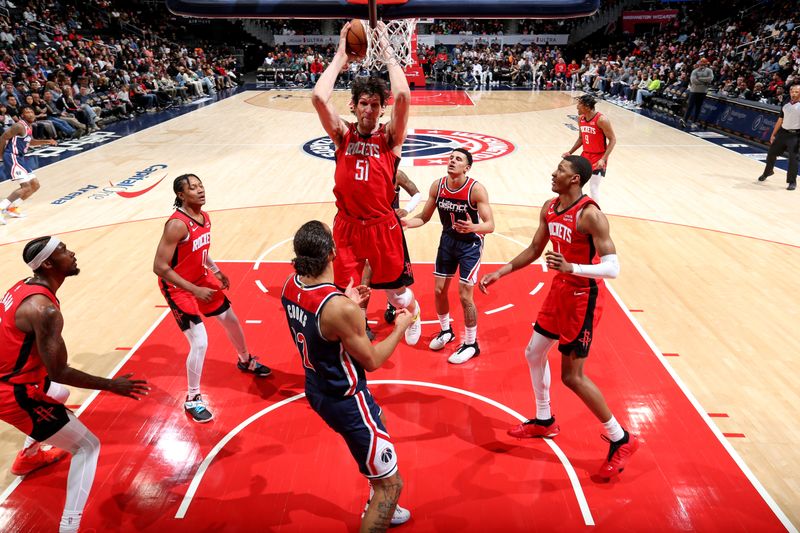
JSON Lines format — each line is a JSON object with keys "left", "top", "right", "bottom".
{"left": 303, "top": 129, "right": 514, "bottom": 166}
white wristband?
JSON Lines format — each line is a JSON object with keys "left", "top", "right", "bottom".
{"left": 405, "top": 192, "right": 422, "bottom": 213}
{"left": 571, "top": 254, "right": 619, "bottom": 279}
{"left": 205, "top": 256, "right": 220, "bottom": 274}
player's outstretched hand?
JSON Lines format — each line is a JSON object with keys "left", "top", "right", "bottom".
{"left": 544, "top": 250, "right": 572, "bottom": 273}
{"left": 561, "top": 152, "right": 572, "bottom": 159}
{"left": 108, "top": 373, "right": 150, "bottom": 400}
{"left": 337, "top": 21, "right": 351, "bottom": 58}
{"left": 393, "top": 308, "right": 414, "bottom": 332}
{"left": 193, "top": 286, "right": 217, "bottom": 302}
{"left": 345, "top": 277, "right": 371, "bottom": 305}
{"left": 479, "top": 271, "right": 501, "bottom": 294}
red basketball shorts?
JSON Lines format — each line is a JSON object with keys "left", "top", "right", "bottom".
{"left": 159, "top": 271, "right": 230, "bottom": 331}
{"left": 534, "top": 277, "right": 605, "bottom": 357}
{"left": 0, "top": 381, "right": 70, "bottom": 441}
{"left": 332, "top": 211, "right": 414, "bottom": 290}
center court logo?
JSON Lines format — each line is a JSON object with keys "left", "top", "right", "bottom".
{"left": 52, "top": 164, "right": 169, "bottom": 205}
{"left": 303, "top": 129, "right": 514, "bottom": 166}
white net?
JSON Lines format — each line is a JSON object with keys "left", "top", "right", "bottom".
{"left": 361, "top": 18, "right": 418, "bottom": 70}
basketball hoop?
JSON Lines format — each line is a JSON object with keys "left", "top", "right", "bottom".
{"left": 360, "top": 18, "right": 418, "bottom": 70}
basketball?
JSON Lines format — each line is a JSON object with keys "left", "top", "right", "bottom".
{"left": 346, "top": 19, "right": 368, "bottom": 60}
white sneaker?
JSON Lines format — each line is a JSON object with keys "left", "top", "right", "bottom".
{"left": 428, "top": 329, "right": 455, "bottom": 351}
{"left": 363, "top": 502, "right": 411, "bottom": 526}
{"left": 447, "top": 342, "right": 480, "bottom": 364}
{"left": 404, "top": 305, "right": 422, "bottom": 346}
{"left": 3, "top": 207, "right": 25, "bottom": 218}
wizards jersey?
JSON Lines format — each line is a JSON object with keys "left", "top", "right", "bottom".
{"left": 282, "top": 275, "right": 366, "bottom": 397}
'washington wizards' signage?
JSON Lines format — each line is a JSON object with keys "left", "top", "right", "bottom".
{"left": 303, "top": 129, "right": 515, "bottom": 166}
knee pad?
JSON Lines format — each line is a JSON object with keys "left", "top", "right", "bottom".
{"left": 385, "top": 288, "right": 413, "bottom": 310}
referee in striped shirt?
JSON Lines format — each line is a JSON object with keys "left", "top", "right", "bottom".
{"left": 758, "top": 83, "right": 800, "bottom": 190}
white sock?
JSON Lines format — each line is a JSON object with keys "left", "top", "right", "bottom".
{"left": 59, "top": 511, "right": 82, "bottom": 533}
{"left": 10, "top": 198, "right": 22, "bottom": 208}
{"left": 438, "top": 313, "right": 451, "bottom": 332}
{"left": 0, "top": 199, "right": 10, "bottom": 210}
{"left": 22, "top": 436, "right": 40, "bottom": 456}
{"left": 214, "top": 308, "right": 249, "bottom": 363}
{"left": 183, "top": 322, "right": 208, "bottom": 397}
{"left": 525, "top": 332, "right": 556, "bottom": 420}
{"left": 463, "top": 325, "right": 477, "bottom": 345}
{"left": 603, "top": 415, "right": 625, "bottom": 442}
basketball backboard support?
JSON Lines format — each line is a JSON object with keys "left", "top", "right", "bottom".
{"left": 165, "top": 0, "right": 600, "bottom": 20}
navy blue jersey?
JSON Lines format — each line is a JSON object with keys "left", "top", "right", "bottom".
{"left": 281, "top": 275, "right": 366, "bottom": 396}
{"left": 4, "top": 119, "right": 32, "bottom": 160}
{"left": 436, "top": 176, "right": 481, "bottom": 243}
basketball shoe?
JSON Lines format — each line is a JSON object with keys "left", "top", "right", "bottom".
{"left": 362, "top": 501, "right": 411, "bottom": 526}
{"left": 11, "top": 445, "right": 68, "bottom": 476}
{"left": 3, "top": 206, "right": 25, "bottom": 218}
{"left": 507, "top": 417, "right": 560, "bottom": 439}
{"left": 184, "top": 394, "right": 213, "bottom": 423}
{"left": 597, "top": 431, "right": 639, "bottom": 479}
{"left": 404, "top": 304, "right": 421, "bottom": 346}
{"left": 384, "top": 302, "right": 396, "bottom": 324}
{"left": 447, "top": 342, "right": 480, "bottom": 364}
{"left": 237, "top": 355, "right": 272, "bottom": 377}
{"left": 428, "top": 329, "right": 455, "bottom": 351}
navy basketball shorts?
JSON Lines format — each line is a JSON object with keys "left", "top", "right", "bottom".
{"left": 434, "top": 232, "right": 484, "bottom": 285}
{"left": 306, "top": 387, "right": 398, "bottom": 479}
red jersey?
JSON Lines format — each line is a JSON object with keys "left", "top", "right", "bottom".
{"left": 545, "top": 195, "right": 604, "bottom": 289}
{"left": 0, "top": 280, "right": 58, "bottom": 386}
{"left": 333, "top": 122, "right": 400, "bottom": 220}
{"left": 579, "top": 112, "right": 607, "bottom": 166}
{"left": 555, "top": 62, "right": 567, "bottom": 75}
{"left": 162, "top": 209, "right": 211, "bottom": 285}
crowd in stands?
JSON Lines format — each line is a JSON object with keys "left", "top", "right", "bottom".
{"left": 0, "top": 0, "right": 241, "bottom": 141}
{"left": 258, "top": 0, "right": 799, "bottom": 120}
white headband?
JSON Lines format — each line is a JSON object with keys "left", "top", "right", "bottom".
{"left": 26, "top": 237, "right": 61, "bottom": 270}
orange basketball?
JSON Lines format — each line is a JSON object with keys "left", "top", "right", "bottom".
{"left": 346, "top": 19, "right": 368, "bottom": 59}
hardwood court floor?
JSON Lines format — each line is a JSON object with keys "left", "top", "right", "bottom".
{"left": 0, "top": 90, "right": 797, "bottom": 529}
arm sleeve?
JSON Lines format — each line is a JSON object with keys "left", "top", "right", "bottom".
{"left": 571, "top": 254, "right": 619, "bottom": 279}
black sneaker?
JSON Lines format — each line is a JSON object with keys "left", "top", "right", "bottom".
{"left": 237, "top": 355, "right": 272, "bottom": 377}
{"left": 428, "top": 328, "right": 455, "bottom": 351}
{"left": 758, "top": 171, "right": 774, "bottom": 182}
{"left": 788, "top": 183, "right": 796, "bottom": 191}
{"left": 384, "top": 302, "right": 396, "bottom": 324}
{"left": 184, "top": 394, "right": 213, "bottom": 423}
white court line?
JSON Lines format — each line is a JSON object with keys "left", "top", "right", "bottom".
{"left": 464, "top": 90, "right": 476, "bottom": 106}
{"left": 174, "top": 380, "right": 594, "bottom": 526}
{"left": 255, "top": 280, "right": 268, "bottom": 293}
{"left": 245, "top": 320, "right": 262, "bottom": 324}
{"left": 605, "top": 284, "right": 797, "bottom": 532}
{"left": 253, "top": 238, "right": 293, "bottom": 271}
{"left": 529, "top": 282, "right": 545, "bottom": 296}
{"left": 485, "top": 303, "right": 514, "bottom": 315}
{"left": 489, "top": 233, "right": 548, "bottom": 272}
{"left": 0, "top": 309, "right": 170, "bottom": 506}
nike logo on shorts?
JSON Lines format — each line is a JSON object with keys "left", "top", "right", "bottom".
{"left": 574, "top": 291, "right": 586, "bottom": 296}
{"left": 389, "top": 224, "right": 398, "bottom": 230}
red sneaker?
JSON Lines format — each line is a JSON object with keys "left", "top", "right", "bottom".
{"left": 507, "top": 418, "right": 560, "bottom": 438}
{"left": 11, "top": 446, "right": 68, "bottom": 476}
{"left": 597, "top": 432, "right": 639, "bottom": 479}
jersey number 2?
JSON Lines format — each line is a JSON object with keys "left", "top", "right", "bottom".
{"left": 292, "top": 328, "right": 315, "bottom": 371}
{"left": 355, "top": 159, "right": 369, "bottom": 181}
